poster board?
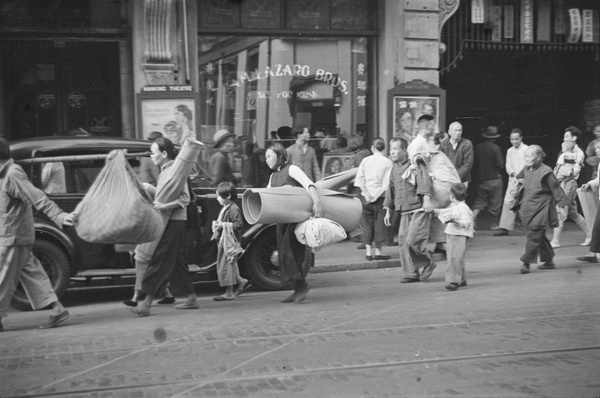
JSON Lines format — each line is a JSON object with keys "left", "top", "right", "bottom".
{"left": 321, "top": 152, "right": 355, "bottom": 178}
{"left": 137, "top": 94, "right": 197, "bottom": 143}
{"left": 388, "top": 80, "right": 446, "bottom": 141}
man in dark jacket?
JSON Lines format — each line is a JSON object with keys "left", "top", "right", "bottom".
{"left": 439, "top": 121, "right": 474, "bottom": 186}
{"left": 472, "top": 126, "right": 504, "bottom": 229}
{"left": 384, "top": 137, "right": 436, "bottom": 283}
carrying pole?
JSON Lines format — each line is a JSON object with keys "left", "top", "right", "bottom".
{"left": 16, "top": 152, "right": 151, "bottom": 165}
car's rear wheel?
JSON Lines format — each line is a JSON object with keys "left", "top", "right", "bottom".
{"left": 243, "top": 228, "right": 313, "bottom": 291}
{"left": 10, "top": 240, "right": 71, "bottom": 311}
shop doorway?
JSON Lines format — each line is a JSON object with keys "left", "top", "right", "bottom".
{"left": 2, "top": 41, "right": 121, "bottom": 140}
{"left": 441, "top": 49, "right": 599, "bottom": 165}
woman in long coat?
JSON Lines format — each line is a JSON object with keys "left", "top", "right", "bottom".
{"left": 265, "top": 143, "right": 322, "bottom": 303}
{"left": 517, "top": 145, "right": 568, "bottom": 274}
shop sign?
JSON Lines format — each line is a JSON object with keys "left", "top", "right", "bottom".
{"left": 567, "top": 9, "right": 582, "bottom": 43}
{"left": 491, "top": 6, "right": 502, "bottom": 42}
{"left": 67, "top": 91, "right": 86, "bottom": 109}
{"left": 555, "top": 0, "right": 567, "bottom": 35}
{"left": 231, "top": 64, "right": 349, "bottom": 94}
{"left": 142, "top": 85, "right": 193, "bottom": 93}
{"left": 37, "top": 91, "right": 56, "bottom": 109}
{"left": 471, "top": 0, "right": 484, "bottom": 24}
{"left": 504, "top": 5, "right": 514, "bottom": 39}
{"left": 520, "top": 0, "right": 533, "bottom": 43}
{"left": 536, "top": 0, "right": 551, "bottom": 43}
{"left": 582, "top": 10, "right": 594, "bottom": 43}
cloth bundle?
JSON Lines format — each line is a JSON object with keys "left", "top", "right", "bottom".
{"left": 74, "top": 150, "right": 163, "bottom": 244}
{"left": 295, "top": 217, "right": 347, "bottom": 249}
{"left": 425, "top": 151, "right": 461, "bottom": 208}
{"left": 242, "top": 186, "right": 362, "bottom": 232}
{"left": 577, "top": 187, "right": 599, "bottom": 234}
{"left": 135, "top": 138, "right": 204, "bottom": 263}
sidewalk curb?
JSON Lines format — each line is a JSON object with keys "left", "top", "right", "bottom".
{"left": 312, "top": 253, "right": 445, "bottom": 274}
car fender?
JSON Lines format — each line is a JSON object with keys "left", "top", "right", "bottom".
{"left": 241, "top": 223, "right": 276, "bottom": 249}
{"left": 34, "top": 219, "right": 77, "bottom": 275}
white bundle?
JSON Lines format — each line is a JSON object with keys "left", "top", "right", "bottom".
{"left": 295, "top": 217, "right": 347, "bottom": 249}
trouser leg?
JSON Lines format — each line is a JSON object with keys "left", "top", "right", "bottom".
{"left": 445, "top": 235, "right": 466, "bottom": 284}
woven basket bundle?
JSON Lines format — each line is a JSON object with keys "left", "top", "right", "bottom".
{"left": 242, "top": 186, "right": 361, "bottom": 232}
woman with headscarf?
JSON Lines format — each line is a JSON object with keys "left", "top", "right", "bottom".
{"left": 265, "top": 143, "right": 322, "bottom": 303}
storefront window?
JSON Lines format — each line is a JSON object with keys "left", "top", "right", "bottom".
{"left": 198, "top": 35, "right": 370, "bottom": 166}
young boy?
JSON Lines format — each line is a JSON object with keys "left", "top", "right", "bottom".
{"left": 433, "top": 183, "right": 474, "bottom": 290}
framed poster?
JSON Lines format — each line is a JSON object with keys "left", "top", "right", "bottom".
{"left": 137, "top": 94, "right": 197, "bottom": 144}
{"left": 388, "top": 81, "right": 446, "bottom": 142}
{"left": 321, "top": 152, "right": 354, "bottom": 178}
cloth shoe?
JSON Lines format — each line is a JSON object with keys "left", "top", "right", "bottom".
{"left": 294, "top": 281, "right": 310, "bottom": 303}
{"left": 374, "top": 254, "right": 391, "bottom": 260}
{"left": 520, "top": 263, "right": 530, "bottom": 274}
{"left": 122, "top": 299, "right": 138, "bottom": 307}
{"left": 400, "top": 277, "right": 420, "bottom": 283}
{"left": 576, "top": 256, "right": 598, "bottom": 263}
{"left": 157, "top": 296, "right": 176, "bottom": 305}
{"left": 458, "top": 280, "right": 467, "bottom": 287}
{"left": 39, "top": 310, "right": 70, "bottom": 329}
{"left": 175, "top": 298, "right": 199, "bottom": 309}
{"left": 537, "top": 262, "right": 556, "bottom": 270}
{"left": 445, "top": 283, "right": 459, "bottom": 291}
{"left": 281, "top": 293, "right": 297, "bottom": 303}
{"left": 493, "top": 229, "right": 508, "bottom": 236}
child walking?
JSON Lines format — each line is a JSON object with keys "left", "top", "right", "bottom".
{"left": 433, "top": 183, "right": 475, "bottom": 291}
{"left": 212, "top": 182, "right": 251, "bottom": 301}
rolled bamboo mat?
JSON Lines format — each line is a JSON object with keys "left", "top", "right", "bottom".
{"left": 577, "top": 188, "right": 599, "bottom": 235}
{"left": 242, "top": 186, "right": 362, "bottom": 232}
{"left": 135, "top": 138, "right": 204, "bottom": 263}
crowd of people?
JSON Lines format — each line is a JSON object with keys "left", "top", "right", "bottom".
{"left": 1, "top": 120, "right": 600, "bottom": 331}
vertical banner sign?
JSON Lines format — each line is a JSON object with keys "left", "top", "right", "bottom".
{"left": 520, "top": 0, "right": 533, "bottom": 43}
{"left": 491, "top": 6, "right": 502, "bottom": 42}
{"left": 567, "top": 9, "right": 582, "bottom": 43}
{"left": 484, "top": 0, "right": 493, "bottom": 29}
{"left": 354, "top": 52, "right": 367, "bottom": 125}
{"left": 471, "top": 0, "right": 484, "bottom": 24}
{"left": 555, "top": 0, "right": 567, "bottom": 35}
{"left": 537, "top": 0, "right": 551, "bottom": 42}
{"left": 504, "top": 5, "right": 514, "bottom": 39}
{"left": 582, "top": 10, "right": 593, "bottom": 43}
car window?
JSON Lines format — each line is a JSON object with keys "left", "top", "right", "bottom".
{"left": 63, "top": 160, "right": 104, "bottom": 194}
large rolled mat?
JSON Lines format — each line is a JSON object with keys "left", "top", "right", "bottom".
{"left": 577, "top": 188, "right": 599, "bottom": 234}
{"left": 135, "top": 138, "right": 204, "bottom": 263}
{"left": 242, "top": 186, "right": 362, "bottom": 232}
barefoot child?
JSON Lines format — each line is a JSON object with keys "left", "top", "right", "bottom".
{"left": 433, "top": 183, "right": 474, "bottom": 291}
{"left": 212, "top": 182, "right": 250, "bottom": 301}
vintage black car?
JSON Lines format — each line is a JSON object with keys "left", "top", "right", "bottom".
{"left": 9, "top": 136, "right": 355, "bottom": 310}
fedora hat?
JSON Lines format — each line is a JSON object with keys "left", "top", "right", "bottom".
{"left": 213, "top": 129, "right": 235, "bottom": 148}
{"left": 482, "top": 127, "right": 500, "bottom": 139}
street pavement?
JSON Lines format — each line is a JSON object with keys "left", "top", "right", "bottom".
{"left": 1, "top": 221, "right": 599, "bottom": 397}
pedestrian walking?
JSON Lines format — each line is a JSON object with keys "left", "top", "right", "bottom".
{"left": 0, "top": 138, "right": 76, "bottom": 331}
{"left": 130, "top": 137, "right": 199, "bottom": 316}
{"left": 495, "top": 128, "right": 528, "bottom": 236}
{"left": 266, "top": 143, "right": 322, "bottom": 303}
{"left": 472, "top": 126, "right": 504, "bottom": 229}
{"left": 550, "top": 126, "right": 590, "bottom": 248}
{"left": 433, "top": 183, "right": 474, "bottom": 291}
{"left": 354, "top": 137, "right": 393, "bottom": 261}
{"left": 517, "top": 145, "right": 568, "bottom": 274}
{"left": 576, "top": 139, "right": 600, "bottom": 264}
{"left": 212, "top": 182, "right": 251, "bottom": 301}
{"left": 384, "top": 137, "right": 436, "bottom": 283}
{"left": 209, "top": 129, "right": 236, "bottom": 186}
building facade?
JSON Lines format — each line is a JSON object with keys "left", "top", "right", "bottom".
{"left": 0, "top": 0, "right": 598, "bottom": 165}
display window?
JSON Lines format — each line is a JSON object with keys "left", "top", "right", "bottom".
{"left": 197, "top": 36, "right": 372, "bottom": 187}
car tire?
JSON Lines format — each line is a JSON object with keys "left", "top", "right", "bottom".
{"left": 243, "top": 227, "right": 314, "bottom": 291}
{"left": 10, "top": 240, "right": 71, "bottom": 312}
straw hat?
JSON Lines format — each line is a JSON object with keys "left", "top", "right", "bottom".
{"left": 213, "top": 129, "right": 235, "bottom": 148}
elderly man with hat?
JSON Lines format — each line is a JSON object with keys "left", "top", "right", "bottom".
{"left": 472, "top": 125, "right": 504, "bottom": 229}
{"left": 209, "top": 129, "right": 236, "bottom": 186}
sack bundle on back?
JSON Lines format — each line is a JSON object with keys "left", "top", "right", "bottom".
{"left": 74, "top": 150, "right": 163, "bottom": 244}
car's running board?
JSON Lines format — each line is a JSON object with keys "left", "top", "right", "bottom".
{"left": 77, "top": 264, "right": 205, "bottom": 278}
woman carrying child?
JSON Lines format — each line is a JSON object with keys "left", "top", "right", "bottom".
{"left": 212, "top": 182, "right": 250, "bottom": 301}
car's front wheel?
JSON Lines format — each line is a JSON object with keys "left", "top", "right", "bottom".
{"left": 10, "top": 240, "right": 71, "bottom": 311}
{"left": 243, "top": 227, "right": 313, "bottom": 291}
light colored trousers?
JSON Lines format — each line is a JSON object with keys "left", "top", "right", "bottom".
{"left": 398, "top": 211, "right": 433, "bottom": 279}
{"left": 498, "top": 177, "right": 519, "bottom": 231}
{"left": 0, "top": 245, "right": 58, "bottom": 317}
{"left": 445, "top": 234, "right": 468, "bottom": 284}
